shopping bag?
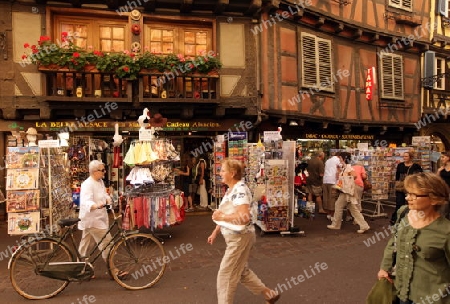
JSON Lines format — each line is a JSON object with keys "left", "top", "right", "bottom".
{"left": 338, "top": 175, "right": 355, "bottom": 195}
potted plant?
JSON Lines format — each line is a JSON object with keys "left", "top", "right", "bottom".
{"left": 138, "top": 52, "right": 165, "bottom": 72}
{"left": 95, "top": 50, "right": 141, "bottom": 80}
{"left": 22, "top": 32, "right": 94, "bottom": 71}
{"left": 192, "top": 51, "right": 222, "bottom": 74}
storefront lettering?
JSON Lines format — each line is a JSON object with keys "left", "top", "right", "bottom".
{"left": 167, "top": 122, "right": 190, "bottom": 128}
{"left": 305, "top": 133, "right": 375, "bottom": 140}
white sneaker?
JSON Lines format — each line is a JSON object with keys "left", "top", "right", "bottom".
{"left": 357, "top": 227, "right": 370, "bottom": 234}
{"left": 327, "top": 215, "right": 332, "bottom": 220}
{"left": 327, "top": 225, "right": 340, "bottom": 230}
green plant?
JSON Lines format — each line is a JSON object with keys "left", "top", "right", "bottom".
{"left": 192, "top": 51, "right": 222, "bottom": 73}
{"left": 138, "top": 52, "right": 165, "bottom": 71}
{"left": 95, "top": 51, "right": 140, "bottom": 79}
{"left": 22, "top": 33, "right": 94, "bottom": 71}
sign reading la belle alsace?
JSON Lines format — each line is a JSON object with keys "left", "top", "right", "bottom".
{"left": 0, "top": 120, "right": 227, "bottom": 132}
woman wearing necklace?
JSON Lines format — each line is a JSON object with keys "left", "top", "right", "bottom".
{"left": 391, "top": 150, "right": 422, "bottom": 224}
{"left": 207, "top": 159, "right": 280, "bottom": 304}
{"left": 377, "top": 172, "right": 450, "bottom": 304}
{"left": 437, "top": 151, "right": 450, "bottom": 188}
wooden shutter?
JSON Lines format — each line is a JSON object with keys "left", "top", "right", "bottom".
{"left": 438, "top": 0, "right": 449, "bottom": 17}
{"left": 389, "top": 0, "right": 412, "bottom": 10}
{"left": 301, "top": 34, "right": 317, "bottom": 87}
{"left": 380, "top": 53, "right": 404, "bottom": 99}
{"left": 317, "top": 38, "right": 333, "bottom": 91}
{"left": 423, "top": 51, "right": 435, "bottom": 89}
{"left": 301, "top": 33, "right": 333, "bottom": 91}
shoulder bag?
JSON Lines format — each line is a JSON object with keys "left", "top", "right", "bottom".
{"left": 394, "top": 165, "right": 413, "bottom": 192}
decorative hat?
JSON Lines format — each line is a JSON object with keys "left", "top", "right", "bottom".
{"left": 149, "top": 113, "right": 167, "bottom": 127}
{"left": 130, "top": 9, "right": 141, "bottom": 21}
{"left": 26, "top": 127, "right": 38, "bottom": 135}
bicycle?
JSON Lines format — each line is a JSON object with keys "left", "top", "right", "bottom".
{"left": 8, "top": 205, "right": 167, "bottom": 300}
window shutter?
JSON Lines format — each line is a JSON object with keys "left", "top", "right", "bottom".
{"left": 423, "top": 51, "right": 435, "bottom": 89}
{"left": 380, "top": 53, "right": 404, "bottom": 99}
{"left": 439, "top": 0, "right": 449, "bottom": 17}
{"left": 301, "top": 34, "right": 317, "bottom": 87}
{"left": 393, "top": 56, "right": 404, "bottom": 98}
{"left": 381, "top": 55, "right": 394, "bottom": 98}
{"left": 317, "top": 39, "right": 333, "bottom": 90}
{"left": 402, "top": 0, "right": 412, "bottom": 10}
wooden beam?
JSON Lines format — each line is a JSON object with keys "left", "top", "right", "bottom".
{"left": 105, "top": 0, "right": 119, "bottom": 10}
{"left": 315, "top": 16, "right": 325, "bottom": 28}
{"left": 352, "top": 28, "right": 362, "bottom": 39}
{"left": 72, "top": 0, "right": 82, "bottom": 8}
{"left": 246, "top": 0, "right": 262, "bottom": 16}
{"left": 143, "top": 0, "right": 156, "bottom": 12}
{"left": 334, "top": 23, "right": 344, "bottom": 33}
{"left": 180, "top": 0, "right": 193, "bottom": 13}
{"left": 369, "top": 33, "right": 379, "bottom": 43}
{"left": 215, "top": 0, "right": 229, "bottom": 14}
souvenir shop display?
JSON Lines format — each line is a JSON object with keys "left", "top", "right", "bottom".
{"left": 255, "top": 139, "right": 299, "bottom": 235}
{"left": 6, "top": 144, "right": 73, "bottom": 235}
{"left": 412, "top": 136, "right": 431, "bottom": 173}
{"left": 227, "top": 132, "right": 248, "bottom": 165}
{"left": 122, "top": 112, "right": 184, "bottom": 233}
{"left": 210, "top": 137, "right": 227, "bottom": 209}
{"left": 246, "top": 140, "right": 265, "bottom": 194}
{"left": 6, "top": 146, "right": 41, "bottom": 235}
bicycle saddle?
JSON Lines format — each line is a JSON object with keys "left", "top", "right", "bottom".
{"left": 58, "top": 218, "right": 80, "bottom": 227}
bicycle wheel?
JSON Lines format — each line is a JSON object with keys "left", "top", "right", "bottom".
{"left": 9, "top": 238, "right": 75, "bottom": 300}
{"left": 108, "top": 233, "right": 166, "bottom": 290}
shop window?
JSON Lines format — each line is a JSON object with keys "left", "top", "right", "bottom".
{"left": 300, "top": 33, "right": 333, "bottom": 92}
{"left": 435, "top": 57, "right": 446, "bottom": 90}
{"left": 389, "top": 0, "right": 412, "bottom": 11}
{"left": 379, "top": 53, "right": 404, "bottom": 100}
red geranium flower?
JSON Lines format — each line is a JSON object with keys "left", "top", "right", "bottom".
{"left": 123, "top": 66, "right": 130, "bottom": 72}
{"left": 21, "top": 54, "right": 27, "bottom": 59}
{"left": 73, "top": 52, "right": 80, "bottom": 58}
{"left": 24, "top": 43, "right": 30, "bottom": 48}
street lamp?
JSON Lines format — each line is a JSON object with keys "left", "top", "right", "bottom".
{"left": 421, "top": 55, "right": 450, "bottom": 89}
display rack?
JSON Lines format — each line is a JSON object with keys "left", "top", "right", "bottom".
{"left": 412, "top": 136, "right": 431, "bottom": 173}
{"left": 122, "top": 133, "right": 183, "bottom": 238}
{"left": 6, "top": 143, "right": 73, "bottom": 235}
{"left": 210, "top": 139, "right": 227, "bottom": 209}
{"left": 255, "top": 140, "right": 301, "bottom": 236}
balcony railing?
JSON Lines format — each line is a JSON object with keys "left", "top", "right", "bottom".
{"left": 39, "top": 68, "right": 219, "bottom": 103}
{"left": 138, "top": 70, "right": 219, "bottom": 102}
{"left": 39, "top": 68, "right": 132, "bottom": 102}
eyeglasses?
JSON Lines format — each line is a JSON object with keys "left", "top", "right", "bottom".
{"left": 96, "top": 169, "right": 106, "bottom": 172}
{"left": 405, "top": 193, "right": 429, "bottom": 200}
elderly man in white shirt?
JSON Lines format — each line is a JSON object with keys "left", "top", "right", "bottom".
{"left": 78, "top": 160, "right": 113, "bottom": 263}
{"left": 322, "top": 152, "right": 342, "bottom": 219}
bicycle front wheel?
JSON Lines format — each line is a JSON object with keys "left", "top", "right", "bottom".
{"left": 108, "top": 233, "right": 166, "bottom": 290}
{"left": 9, "top": 238, "right": 75, "bottom": 300}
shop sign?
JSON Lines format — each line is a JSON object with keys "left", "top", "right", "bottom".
{"left": 0, "top": 120, "right": 235, "bottom": 132}
{"left": 365, "top": 67, "right": 375, "bottom": 101}
{"left": 305, "top": 133, "right": 375, "bottom": 140}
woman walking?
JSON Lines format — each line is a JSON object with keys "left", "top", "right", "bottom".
{"left": 377, "top": 172, "right": 450, "bottom": 304}
{"left": 391, "top": 150, "right": 422, "bottom": 224}
{"left": 207, "top": 159, "right": 280, "bottom": 304}
{"left": 437, "top": 151, "right": 450, "bottom": 188}
{"left": 326, "top": 152, "right": 371, "bottom": 233}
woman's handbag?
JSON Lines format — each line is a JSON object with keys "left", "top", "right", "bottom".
{"left": 363, "top": 178, "right": 372, "bottom": 191}
{"left": 366, "top": 278, "right": 397, "bottom": 304}
{"left": 394, "top": 165, "right": 412, "bottom": 192}
{"left": 394, "top": 181, "right": 405, "bottom": 192}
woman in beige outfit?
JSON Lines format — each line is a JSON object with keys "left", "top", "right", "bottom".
{"left": 207, "top": 159, "right": 280, "bottom": 304}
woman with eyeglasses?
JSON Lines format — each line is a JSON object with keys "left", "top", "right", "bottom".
{"left": 437, "top": 151, "right": 450, "bottom": 188}
{"left": 391, "top": 150, "right": 422, "bottom": 224}
{"left": 377, "top": 172, "right": 450, "bottom": 304}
